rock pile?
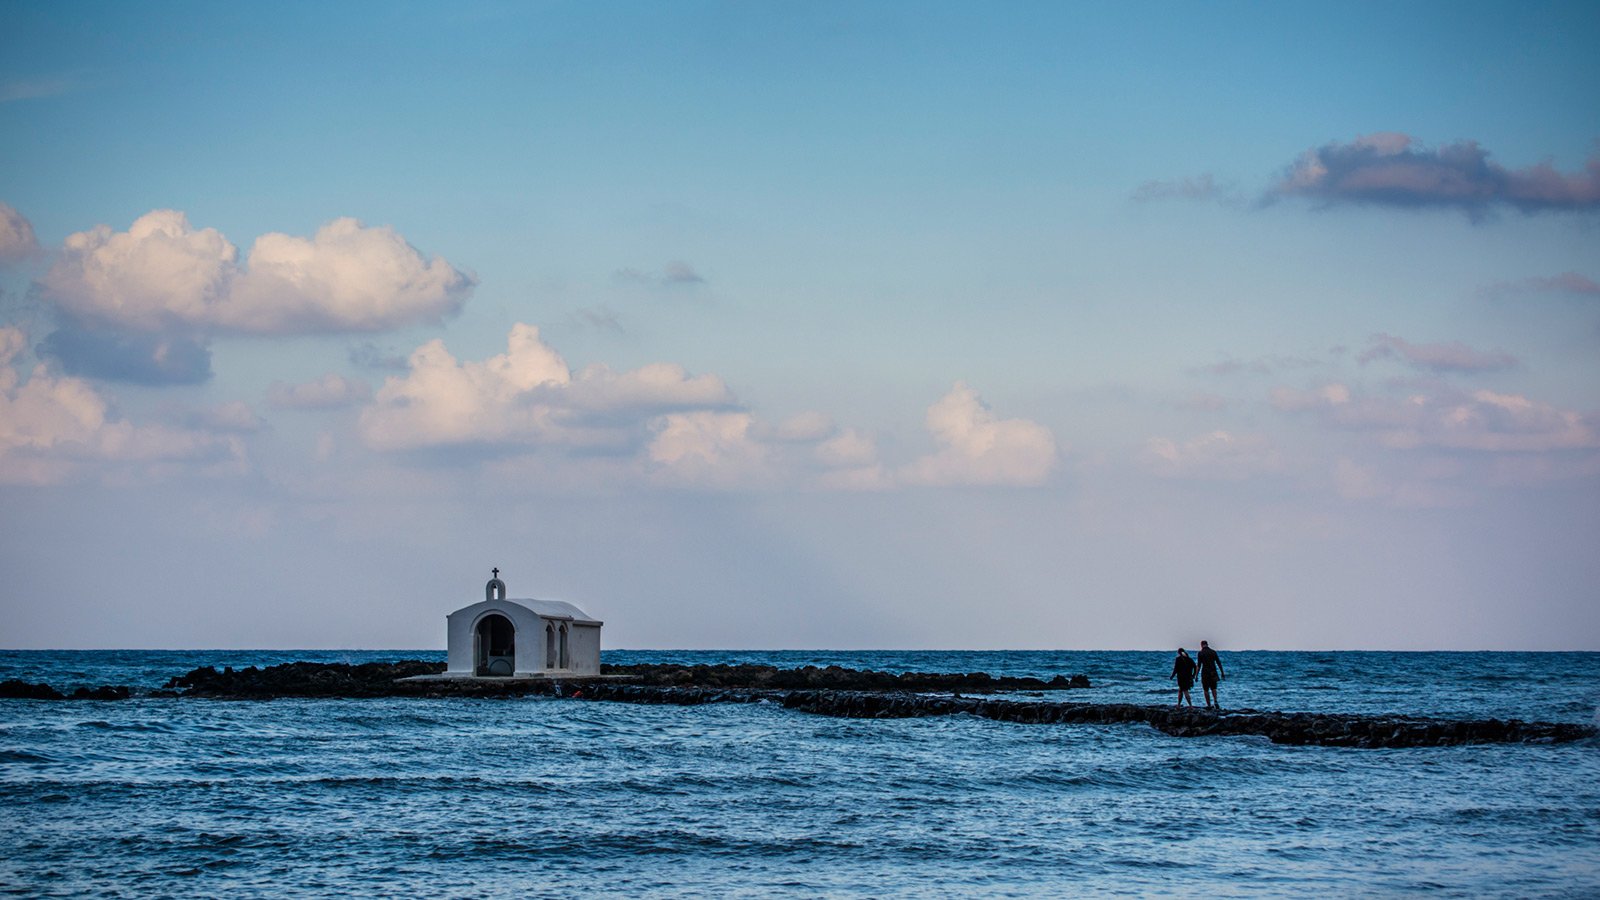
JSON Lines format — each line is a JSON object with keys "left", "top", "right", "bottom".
{"left": 0, "top": 679, "right": 130, "bottom": 700}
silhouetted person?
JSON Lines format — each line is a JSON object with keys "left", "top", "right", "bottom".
{"left": 1170, "top": 648, "right": 1196, "bottom": 707}
{"left": 1198, "top": 640, "right": 1225, "bottom": 709}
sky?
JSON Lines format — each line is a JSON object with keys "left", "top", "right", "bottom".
{"left": 2, "top": 1, "right": 1598, "bottom": 651}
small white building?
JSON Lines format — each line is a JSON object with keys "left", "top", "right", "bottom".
{"left": 445, "top": 570, "right": 603, "bottom": 677}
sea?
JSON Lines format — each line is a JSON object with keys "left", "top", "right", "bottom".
{"left": 2, "top": 649, "right": 1597, "bottom": 898}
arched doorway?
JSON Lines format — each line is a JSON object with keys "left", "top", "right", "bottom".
{"left": 475, "top": 613, "right": 515, "bottom": 676}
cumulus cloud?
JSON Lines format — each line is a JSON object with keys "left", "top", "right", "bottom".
{"left": 1357, "top": 333, "right": 1518, "bottom": 374}
{"left": 358, "top": 323, "right": 734, "bottom": 452}
{"left": 0, "top": 326, "right": 245, "bottom": 484}
{"left": 1268, "top": 133, "right": 1600, "bottom": 216}
{"left": 0, "top": 201, "right": 40, "bottom": 264}
{"left": 898, "top": 382, "right": 1058, "bottom": 487}
{"left": 40, "top": 210, "right": 474, "bottom": 335}
{"left": 354, "top": 327, "right": 1055, "bottom": 493}
{"left": 1143, "top": 430, "right": 1283, "bottom": 481}
{"left": 39, "top": 326, "right": 213, "bottom": 385}
{"left": 645, "top": 411, "right": 774, "bottom": 488}
{"left": 267, "top": 373, "right": 372, "bottom": 410}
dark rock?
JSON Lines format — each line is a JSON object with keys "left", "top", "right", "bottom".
{"left": 0, "top": 679, "right": 64, "bottom": 700}
{"left": 597, "top": 662, "right": 1092, "bottom": 693}
{"left": 68, "top": 685, "right": 130, "bottom": 701}
{"left": 166, "top": 660, "right": 448, "bottom": 698}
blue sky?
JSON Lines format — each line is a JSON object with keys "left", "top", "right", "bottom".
{"left": 2, "top": 1, "right": 1598, "bottom": 649}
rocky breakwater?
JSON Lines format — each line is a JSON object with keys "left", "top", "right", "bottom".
{"left": 567, "top": 684, "right": 1596, "bottom": 749}
{"left": 158, "top": 660, "right": 1088, "bottom": 698}
{"left": 10, "top": 661, "right": 1592, "bottom": 749}
{"left": 0, "top": 680, "right": 130, "bottom": 701}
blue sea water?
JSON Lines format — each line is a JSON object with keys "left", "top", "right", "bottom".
{"left": 2, "top": 650, "right": 1597, "bottom": 897}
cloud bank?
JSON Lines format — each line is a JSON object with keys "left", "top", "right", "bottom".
{"left": 40, "top": 210, "right": 475, "bottom": 335}
{"left": 1269, "top": 133, "right": 1600, "bottom": 216}
{"left": 356, "top": 325, "right": 1058, "bottom": 492}
{"left": 1357, "top": 333, "right": 1518, "bottom": 374}
{"left": 0, "top": 327, "right": 244, "bottom": 484}
{"left": 359, "top": 323, "right": 733, "bottom": 453}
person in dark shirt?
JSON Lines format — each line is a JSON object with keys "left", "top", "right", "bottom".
{"left": 1198, "top": 640, "right": 1225, "bottom": 709}
{"left": 1170, "top": 648, "right": 1196, "bottom": 707}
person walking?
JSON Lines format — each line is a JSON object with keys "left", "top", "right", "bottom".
{"left": 1170, "top": 648, "right": 1196, "bottom": 707}
{"left": 1198, "top": 640, "right": 1225, "bottom": 709}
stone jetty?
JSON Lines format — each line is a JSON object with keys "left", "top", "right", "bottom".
{"left": 3, "top": 661, "right": 1593, "bottom": 750}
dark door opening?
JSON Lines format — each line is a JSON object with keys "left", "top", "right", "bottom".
{"left": 475, "top": 614, "right": 515, "bottom": 676}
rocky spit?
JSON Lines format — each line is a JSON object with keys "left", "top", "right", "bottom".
{"left": 3, "top": 661, "right": 1594, "bottom": 750}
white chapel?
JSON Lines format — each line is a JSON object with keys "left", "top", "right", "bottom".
{"left": 444, "top": 569, "right": 603, "bottom": 677}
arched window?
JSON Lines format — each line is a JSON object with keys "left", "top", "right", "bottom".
{"left": 559, "top": 624, "right": 570, "bottom": 670}
{"left": 545, "top": 623, "right": 557, "bottom": 669}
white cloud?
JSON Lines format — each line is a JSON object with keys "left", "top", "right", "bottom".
{"left": 40, "top": 210, "right": 474, "bottom": 334}
{"left": 645, "top": 410, "right": 774, "bottom": 488}
{"left": 898, "top": 382, "right": 1058, "bottom": 486}
{"left": 268, "top": 373, "right": 373, "bottom": 410}
{"left": 359, "top": 323, "right": 733, "bottom": 452}
{"left": 355, "top": 329, "right": 1056, "bottom": 494}
{"left": 815, "top": 428, "right": 878, "bottom": 468}
{"left": 0, "top": 326, "right": 245, "bottom": 484}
